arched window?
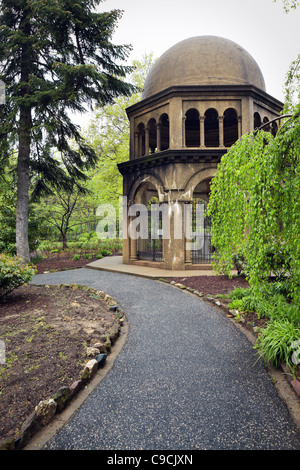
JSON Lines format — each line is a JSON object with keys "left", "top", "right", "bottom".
{"left": 148, "top": 118, "right": 157, "bottom": 153}
{"left": 223, "top": 108, "right": 238, "bottom": 147}
{"left": 271, "top": 121, "right": 278, "bottom": 137}
{"left": 185, "top": 108, "right": 200, "bottom": 147}
{"left": 263, "top": 116, "right": 270, "bottom": 132}
{"left": 205, "top": 108, "right": 219, "bottom": 147}
{"left": 160, "top": 113, "right": 169, "bottom": 151}
{"left": 137, "top": 123, "right": 145, "bottom": 157}
{"left": 254, "top": 112, "right": 261, "bottom": 129}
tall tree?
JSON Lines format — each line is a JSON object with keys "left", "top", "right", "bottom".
{"left": 0, "top": 0, "right": 135, "bottom": 261}
{"left": 85, "top": 53, "right": 155, "bottom": 209}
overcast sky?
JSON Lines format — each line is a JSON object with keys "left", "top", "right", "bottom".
{"left": 101, "top": 0, "right": 300, "bottom": 103}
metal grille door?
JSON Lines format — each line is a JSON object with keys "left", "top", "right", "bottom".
{"left": 190, "top": 199, "right": 213, "bottom": 264}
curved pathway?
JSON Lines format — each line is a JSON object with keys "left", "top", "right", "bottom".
{"left": 31, "top": 268, "right": 300, "bottom": 450}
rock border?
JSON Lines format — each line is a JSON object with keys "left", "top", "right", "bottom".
{"left": 161, "top": 279, "right": 300, "bottom": 401}
{"left": 0, "top": 284, "right": 126, "bottom": 451}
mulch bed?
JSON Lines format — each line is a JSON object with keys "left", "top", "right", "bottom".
{"left": 35, "top": 254, "right": 97, "bottom": 274}
{"left": 0, "top": 281, "right": 121, "bottom": 444}
{"left": 167, "top": 274, "right": 249, "bottom": 296}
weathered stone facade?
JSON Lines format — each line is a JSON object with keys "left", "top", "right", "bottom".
{"left": 118, "top": 36, "right": 283, "bottom": 270}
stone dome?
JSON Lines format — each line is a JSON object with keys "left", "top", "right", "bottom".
{"left": 142, "top": 36, "right": 266, "bottom": 99}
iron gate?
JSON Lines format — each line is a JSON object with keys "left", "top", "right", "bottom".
{"left": 138, "top": 203, "right": 163, "bottom": 262}
{"left": 190, "top": 199, "right": 213, "bottom": 264}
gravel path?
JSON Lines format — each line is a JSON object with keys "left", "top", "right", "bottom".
{"left": 31, "top": 268, "right": 300, "bottom": 450}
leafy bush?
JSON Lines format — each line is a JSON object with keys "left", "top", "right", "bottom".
{"left": 229, "top": 282, "right": 300, "bottom": 370}
{"left": 78, "top": 232, "right": 98, "bottom": 243}
{"left": 0, "top": 254, "right": 37, "bottom": 299}
{"left": 255, "top": 319, "right": 300, "bottom": 370}
{"left": 99, "top": 249, "right": 112, "bottom": 256}
{"left": 72, "top": 254, "right": 80, "bottom": 260}
{"left": 232, "top": 253, "right": 248, "bottom": 276}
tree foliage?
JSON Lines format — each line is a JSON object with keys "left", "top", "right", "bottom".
{"left": 274, "top": 0, "right": 299, "bottom": 12}
{"left": 0, "top": 0, "right": 135, "bottom": 261}
{"left": 84, "top": 53, "right": 155, "bottom": 209}
{"left": 207, "top": 59, "right": 300, "bottom": 303}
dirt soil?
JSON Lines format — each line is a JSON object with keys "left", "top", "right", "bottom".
{"left": 0, "top": 278, "right": 121, "bottom": 444}
{"left": 167, "top": 274, "right": 249, "bottom": 296}
{"left": 35, "top": 254, "right": 99, "bottom": 275}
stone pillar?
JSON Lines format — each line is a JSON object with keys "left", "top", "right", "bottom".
{"left": 129, "top": 215, "right": 138, "bottom": 261}
{"left": 162, "top": 196, "right": 185, "bottom": 270}
{"left": 156, "top": 123, "right": 161, "bottom": 152}
{"left": 200, "top": 116, "right": 205, "bottom": 148}
{"left": 184, "top": 202, "right": 192, "bottom": 265}
{"left": 182, "top": 116, "right": 186, "bottom": 147}
{"left": 138, "top": 133, "right": 142, "bottom": 157}
{"left": 134, "top": 132, "right": 139, "bottom": 158}
{"left": 238, "top": 115, "right": 242, "bottom": 139}
{"left": 145, "top": 126, "right": 149, "bottom": 156}
{"left": 219, "top": 116, "right": 224, "bottom": 147}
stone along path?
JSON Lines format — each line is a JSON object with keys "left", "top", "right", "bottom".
{"left": 30, "top": 268, "right": 300, "bottom": 450}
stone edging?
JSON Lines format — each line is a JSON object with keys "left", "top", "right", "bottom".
{"left": 0, "top": 284, "right": 126, "bottom": 451}
{"left": 161, "top": 279, "right": 300, "bottom": 401}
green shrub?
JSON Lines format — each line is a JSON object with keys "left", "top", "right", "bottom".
{"left": 72, "top": 254, "right": 80, "bottom": 261}
{"left": 232, "top": 253, "right": 248, "bottom": 276}
{"left": 99, "top": 249, "right": 112, "bottom": 256}
{"left": 255, "top": 319, "right": 300, "bottom": 370}
{"left": 229, "top": 286, "right": 250, "bottom": 300}
{"left": 0, "top": 254, "right": 37, "bottom": 299}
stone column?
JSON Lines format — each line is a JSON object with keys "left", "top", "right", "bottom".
{"left": 182, "top": 117, "right": 186, "bottom": 148}
{"left": 219, "top": 116, "right": 225, "bottom": 147}
{"left": 238, "top": 115, "right": 242, "bottom": 139}
{"left": 145, "top": 126, "right": 149, "bottom": 156}
{"left": 156, "top": 123, "right": 161, "bottom": 152}
{"left": 184, "top": 202, "right": 192, "bottom": 265}
{"left": 134, "top": 132, "right": 139, "bottom": 158}
{"left": 162, "top": 196, "right": 185, "bottom": 270}
{"left": 200, "top": 116, "right": 205, "bottom": 148}
{"left": 129, "top": 215, "right": 138, "bottom": 261}
{"left": 138, "top": 133, "right": 143, "bottom": 157}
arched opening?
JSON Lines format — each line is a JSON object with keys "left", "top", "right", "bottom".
{"left": 271, "top": 121, "right": 278, "bottom": 137}
{"left": 263, "top": 116, "right": 270, "bottom": 132}
{"left": 186, "top": 179, "right": 214, "bottom": 264}
{"left": 205, "top": 108, "right": 219, "bottom": 147}
{"left": 185, "top": 108, "right": 200, "bottom": 147}
{"left": 254, "top": 112, "right": 261, "bottom": 129}
{"left": 223, "top": 108, "right": 238, "bottom": 147}
{"left": 137, "top": 123, "right": 145, "bottom": 157}
{"left": 134, "top": 182, "right": 163, "bottom": 262}
{"left": 160, "top": 113, "right": 169, "bottom": 151}
{"left": 148, "top": 118, "right": 157, "bottom": 153}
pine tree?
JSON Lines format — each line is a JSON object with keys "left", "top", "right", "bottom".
{"left": 0, "top": 0, "right": 135, "bottom": 262}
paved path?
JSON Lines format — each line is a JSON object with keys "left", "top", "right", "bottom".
{"left": 31, "top": 268, "right": 300, "bottom": 450}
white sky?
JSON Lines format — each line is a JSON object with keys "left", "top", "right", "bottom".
{"left": 101, "top": 0, "right": 300, "bottom": 103}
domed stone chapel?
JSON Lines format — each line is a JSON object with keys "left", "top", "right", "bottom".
{"left": 118, "top": 36, "right": 283, "bottom": 270}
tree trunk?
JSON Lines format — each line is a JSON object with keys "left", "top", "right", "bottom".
{"left": 16, "top": 105, "right": 31, "bottom": 262}
{"left": 16, "top": 8, "right": 32, "bottom": 263}
{"left": 62, "top": 236, "right": 68, "bottom": 251}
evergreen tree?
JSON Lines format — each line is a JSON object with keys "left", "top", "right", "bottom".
{"left": 0, "top": 0, "right": 135, "bottom": 261}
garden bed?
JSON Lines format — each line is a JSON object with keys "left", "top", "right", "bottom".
{"left": 0, "top": 281, "right": 124, "bottom": 447}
